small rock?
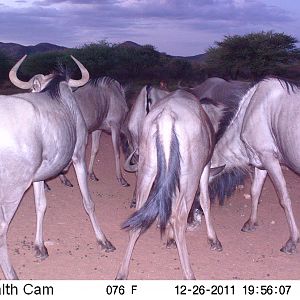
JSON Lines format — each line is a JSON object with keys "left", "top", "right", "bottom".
{"left": 243, "top": 193, "right": 251, "bottom": 200}
{"left": 45, "top": 240, "right": 55, "bottom": 246}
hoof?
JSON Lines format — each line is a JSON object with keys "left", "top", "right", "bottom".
{"left": 34, "top": 245, "right": 49, "bottom": 260}
{"left": 241, "top": 221, "right": 257, "bottom": 232}
{"left": 280, "top": 239, "right": 297, "bottom": 254}
{"left": 63, "top": 179, "right": 73, "bottom": 188}
{"left": 118, "top": 177, "right": 130, "bottom": 187}
{"left": 166, "top": 239, "right": 177, "bottom": 249}
{"left": 98, "top": 240, "right": 116, "bottom": 252}
{"left": 89, "top": 172, "right": 99, "bottom": 181}
{"left": 115, "top": 274, "right": 126, "bottom": 280}
{"left": 44, "top": 182, "right": 51, "bottom": 192}
{"left": 130, "top": 200, "right": 136, "bottom": 208}
{"left": 209, "top": 239, "right": 223, "bottom": 252}
{"left": 7, "top": 268, "right": 18, "bottom": 280}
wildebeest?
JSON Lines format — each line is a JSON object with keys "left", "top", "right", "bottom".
{"left": 10, "top": 59, "right": 130, "bottom": 188}
{"left": 181, "top": 78, "right": 251, "bottom": 208}
{"left": 123, "top": 84, "right": 169, "bottom": 207}
{"left": 116, "top": 89, "right": 222, "bottom": 280}
{"left": 0, "top": 55, "right": 115, "bottom": 279}
{"left": 209, "top": 77, "right": 300, "bottom": 254}
{"left": 125, "top": 78, "right": 251, "bottom": 216}
{"left": 125, "top": 84, "right": 169, "bottom": 156}
{"left": 59, "top": 77, "right": 130, "bottom": 187}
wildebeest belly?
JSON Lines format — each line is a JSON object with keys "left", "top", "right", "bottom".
{"left": 33, "top": 125, "right": 77, "bottom": 181}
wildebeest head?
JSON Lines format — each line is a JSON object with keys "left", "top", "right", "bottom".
{"left": 9, "top": 55, "right": 89, "bottom": 93}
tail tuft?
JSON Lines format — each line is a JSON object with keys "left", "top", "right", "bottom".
{"left": 122, "top": 126, "right": 181, "bottom": 234}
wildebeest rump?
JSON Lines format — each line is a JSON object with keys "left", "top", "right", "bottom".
{"left": 125, "top": 84, "right": 169, "bottom": 156}
{"left": 116, "top": 90, "right": 222, "bottom": 280}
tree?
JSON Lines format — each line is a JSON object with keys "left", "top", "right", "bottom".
{"left": 0, "top": 51, "right": 10, "bottom": 84}
{"left": 205, "top": 31, "right": 300, "bottom": 80}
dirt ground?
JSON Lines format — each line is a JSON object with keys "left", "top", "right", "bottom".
{"left": 3, "top": 133, "right": 300, "bottom": 280}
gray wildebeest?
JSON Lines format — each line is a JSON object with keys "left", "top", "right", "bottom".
{"left": 209, "top": 77, "right": 300, "bottom": 254}
{"left": 123, "top": 84, "right": 169, "bottom": 207}
{"left": 57, "top": 76, "right": 130, "bottom": 188}
{"left": 116, "top": 89, "right": 222, "bottom": 280}
{"left": 0, "top": 55, "right": 115, "bottom": 279}
{"left": 179, "top": 78, "right": 252, "bottom": 224}
{"left": 125, "top": 84, "right": 169, "bottom": 155}
{"left": 10, "top": 58, "right": 130, "bottom": 188}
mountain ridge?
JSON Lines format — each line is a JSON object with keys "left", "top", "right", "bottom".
{"left": 0, "top": 40, "right": 206, "bottom": 63}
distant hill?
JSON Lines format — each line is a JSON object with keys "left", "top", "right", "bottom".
{"left": 0, "top": 40, "right": 206, "bottom": 63}
{"left": 118, "top": 40, "right": 206, "bottom": 63}
{"left": 173, "top": 53, "right": 207, "bottom": 63}
{"left": 118, "top": 41, "right": 143, "bottom": 49}
{"left": 0, "top": 42, "right": 67, "bottom": 59}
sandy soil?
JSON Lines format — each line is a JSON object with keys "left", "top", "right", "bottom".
{"left": 3, "top": 134, "right": 300, "bottom": 280}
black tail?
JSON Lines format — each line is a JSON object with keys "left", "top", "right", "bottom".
{"left": 122, "top": 126, "right": 181, "bottom": 234}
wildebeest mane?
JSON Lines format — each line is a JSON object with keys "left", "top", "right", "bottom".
{"left": 214, "top": 105, "right": 239, "bottom": 143}
{"left": 199, "top": 97, "right": 220, "bottom": 106}
{"left": 146, "top": 84, "right": 152, "bottom": 114}
{"left": 89, "top": 76, "right": 126, "bottom": 97}
{"left": 252, "top": 76, "right": 300, "bottom": 95}
{"left": 209, "top": 167, "right": 248, "bottom": 205}
{"left": 41, "top": 66, "right": 70, "bottom": 100}
{"left": 275, "top": 77, "right": 300, "bottom": 94}
{"left": 202, "top": 93, "right": 241, "bottom": 143}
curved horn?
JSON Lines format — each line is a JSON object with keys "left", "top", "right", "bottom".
{"left": 9, "top": 55, "right": 34, "bottom": 89}
{"left": 177, "top": 80, "right": 187, "bottom": 89}
{"left": 123, "top": 150, "right": 138, "bottom": 173}
{"left": 68, "top": 55, "right": 89, "bottom": 87}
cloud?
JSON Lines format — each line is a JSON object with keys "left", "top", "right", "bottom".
{"left": 0, "top": 0, "right": 298, "bottom": 55}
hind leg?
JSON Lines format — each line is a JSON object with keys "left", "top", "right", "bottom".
{"left": 0, "top": 184, "right": 30, "bottom": 279}
{"left": 110, "top": 123, "right": 129, "bottom": 187}
{"left": 171, "top": 199, "right": 195, "bottom": 280}
{"left": 116, "top": 228, "right": 141, "bottom": 280}
{"left": 130, "top": 183, "right": 137, "bottom": 208}
{"left": 166, "top": 224, "right": 176, "bottom": 249}
{"left": 88, "top": 130, "right": 102, "bottom": 181}
{"left": 117, "top": 166, "right": 156, "bottom": 279}
{"left": 0, "top": 202, "right": 20, "bottom": 279}
{"left": 73, "top": 153, "right": 115, "bottom": 252}
{"left": 33, "top": 181, "right": 49, "bottom": 260}
{"left": 242, "top": 168, "right": 267, "bottom": 232}
{"left": 58, "top": 173, "right": 73, "bottom": 188}
{"left": 262, "top": 157, "right": 299, "bottom": 253}
{"left": 199, "top": 165, "right": 222, "bottom": 251}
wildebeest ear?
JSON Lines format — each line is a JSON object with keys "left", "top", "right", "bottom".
{"left": 32, "top": 77, "right": 42, "bottom": 92}
{"left": 210, "top": 165, "right": 225, "bottom": 176}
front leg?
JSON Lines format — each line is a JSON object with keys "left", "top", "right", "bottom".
{"left": 111, "top": 123, "right": 129, "bottom": 187}
{"left": 33, "top": 181, "right": 49, "bottom": 260}
{"left": 88, "top": 130, "right": 102, "bottom": 181}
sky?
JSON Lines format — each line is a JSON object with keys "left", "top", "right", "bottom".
{"left": 0, "top": 0, "right": 299, "bottom": 56}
